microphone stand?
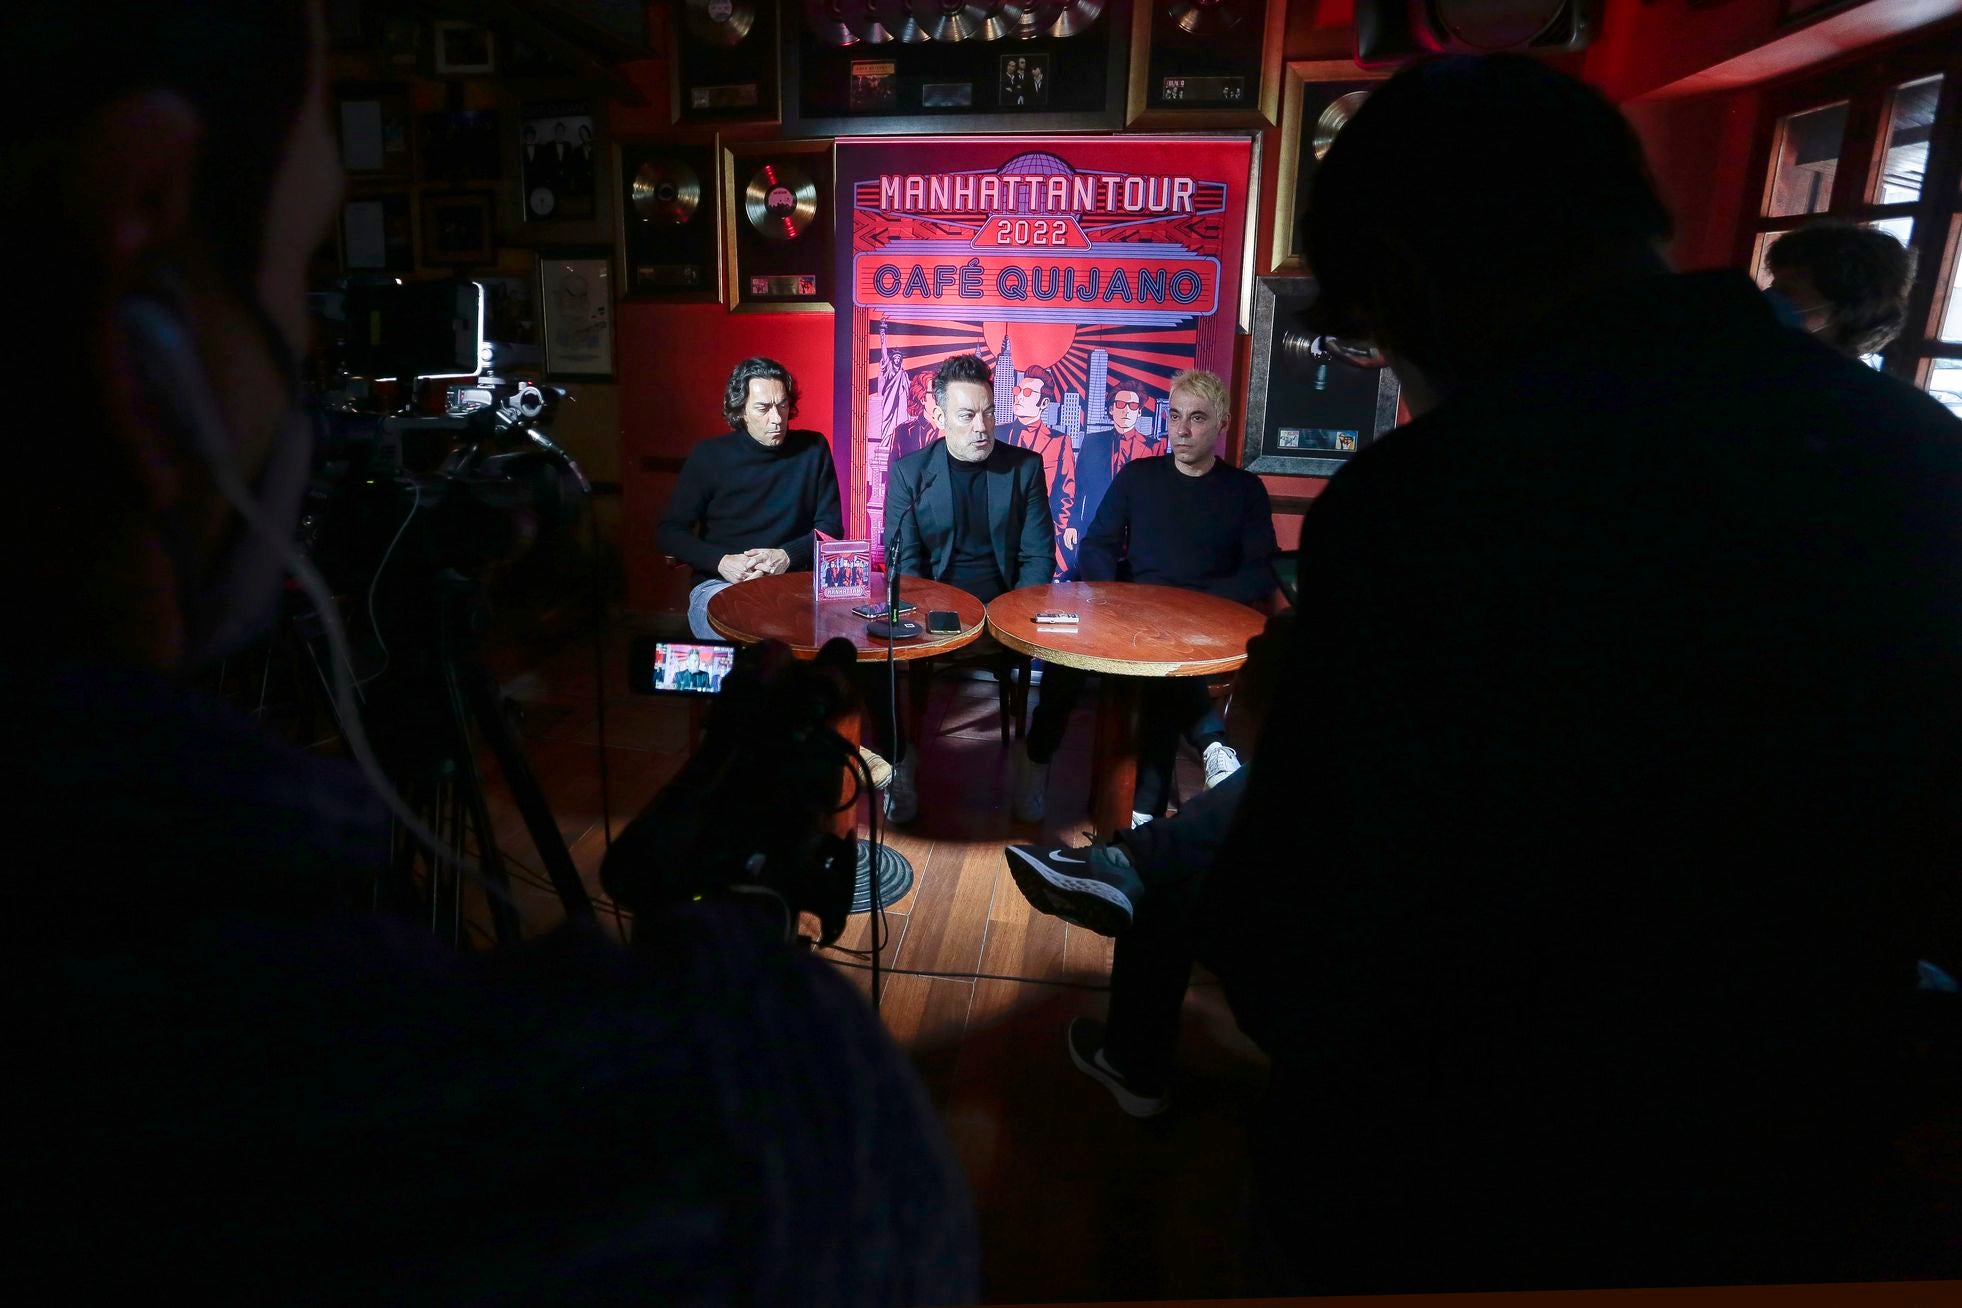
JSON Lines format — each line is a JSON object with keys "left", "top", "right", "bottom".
{"left": 867, "top": 473, "right": 933, "bottom": 783}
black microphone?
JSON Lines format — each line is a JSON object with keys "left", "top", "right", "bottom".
{"left": 868, "top": 469, "right": 934, "bottom": 641}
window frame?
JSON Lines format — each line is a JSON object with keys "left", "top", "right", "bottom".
{"left": 1737, "top": 36, "right": 1962, "bottom": 390}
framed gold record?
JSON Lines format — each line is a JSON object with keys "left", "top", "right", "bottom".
{"left": 616, "top": 136, "right": 722, "bottom": 302}
{"left": 1126, "top": 0, "right": 1286, "bottom": 128}
{"left": 722, "top": 139, "right": 834, "bottom": 313}
{"left": 1267, "top": 60, "right": 1388, "bottom": 273}
{"left": 673, "top": 0, "right": 781, "bottom": 125}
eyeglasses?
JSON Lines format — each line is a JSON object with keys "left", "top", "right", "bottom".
{"left": 1110, "top": 400, "right": 1141, "bottom": 411}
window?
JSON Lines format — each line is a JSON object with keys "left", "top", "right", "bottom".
{"left": 1741, "top": 41, "right": 1962, "bottom": 413}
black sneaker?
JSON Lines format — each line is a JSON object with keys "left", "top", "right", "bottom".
{"left": 1003, "top": 842, "right": 1145, "bottom": 937}
{"left": 1067, "top": 1017, "right": 1170, "bottom": 1118}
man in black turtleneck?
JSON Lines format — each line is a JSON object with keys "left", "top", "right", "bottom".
{"left": 881, "top": 354, "right": 1054, "bottom": 821}
{"left": 661, "top": 357, "right": 843, "bottom": 639}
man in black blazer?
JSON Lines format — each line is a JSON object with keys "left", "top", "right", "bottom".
{"left": 880, "top": 354, "right": 1053, "bottom": 821}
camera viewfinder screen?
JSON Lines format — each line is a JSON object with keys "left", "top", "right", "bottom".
{"left": 653, "top": 641, "right": 734, "bottom": 694}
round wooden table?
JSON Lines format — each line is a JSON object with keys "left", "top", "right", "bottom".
{"left": 987, "top": 581, "right": 1267, "bottom": 836}
{"left": 706, "top": 572, "right": 987, "bottom": 662}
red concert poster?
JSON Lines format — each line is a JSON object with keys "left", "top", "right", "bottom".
{"left": 832, "top": 136, "right": 1256, "bottom": 578}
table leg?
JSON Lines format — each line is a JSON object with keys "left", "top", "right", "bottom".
{"left": 1090, "top": 676, "right": 1140, "bottom": 840}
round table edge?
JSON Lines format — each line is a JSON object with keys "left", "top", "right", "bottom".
{"left": 985, "top": 617, "right": 1249, "bottom": 678}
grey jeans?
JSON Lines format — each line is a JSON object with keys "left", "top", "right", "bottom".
{"left": 687, "top": 578, "right": 732, "bottom": 640}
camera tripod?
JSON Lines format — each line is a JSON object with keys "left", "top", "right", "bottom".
{"left": 274, "top": 562, "right": 595, "bottom": 946}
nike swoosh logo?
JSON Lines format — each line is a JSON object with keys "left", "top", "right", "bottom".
{"left": 1046, "top": 850, "right": 1087, "bottom": 865}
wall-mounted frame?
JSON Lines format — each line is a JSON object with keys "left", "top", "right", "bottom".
{"left": 341, "top": 193, "right": 414, "bottom": 272}
{"left": 723, "top": 138, "right": 834, "bottom": 314}
{"left": 431, "top": 19, "right": 496, "bottom": 75}
{"left": 538, "top": 248, "right": 615, "bottom": 381}
{"left": 1268, "top": 59, "right": 1387, "bottom": 273}
{"left": 1243, "top": 275, "right": 1400, "bottom": 479}
{"left": 503, "top": 94, "right": 614, "bottom": 248}
{"left": 337, "top": 85, "right": 414, "bottom": 179}
{"left": 616, "top": 137, "right": 723, "bottom": 302}
{"left": 1127, "top": 0, "right": 1286, "bottom": 128}
{"left": 782, "top": 0, "right": 1133, "bottom": 137}
{"left": 420, "top": 191, "right": 497, "bottom": 265}
{"left": 672, "top": 0, "right": 781, "bottom": 126}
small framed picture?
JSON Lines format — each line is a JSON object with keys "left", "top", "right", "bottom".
{"left": 999, "top": 53, "right": 1050, "bottom": 109}
{"left": 520, "top": 103, "right": 599, "bottom": 223}
{"left": 432, "top": 20, "right": 496, "bottom": 75}
{"left": 538, "top": 250, "right": 613, "bottom": 380}
{"left": 337, "top": 87, "right": 412, "bottom": 178}
{"left": 421, "top": 192, "right": 496, "bottom": 265}
{"left": 342, "top": 194, "right": 413, "bottom": 272}
{"left": 850, "top": 61, "right": 897, "bottom": 113}
{"left": 420, "top": 110, "right": 500, "bottom": 183}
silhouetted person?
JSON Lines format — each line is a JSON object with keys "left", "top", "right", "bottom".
{"left": 1205, "top": 55, "right": 1961, "bottom": 1294}
{"left": 1765, "top": 219, "right": 1916, "bottom": 357}
{"left": 5, "top": 5, "right": 975, "bottom": 1301}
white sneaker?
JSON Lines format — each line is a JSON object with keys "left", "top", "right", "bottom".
{"left": 884, "top": 749, "right": 919, "bottom": 825}
{"left": 857, "top": 746, "right": 893, "bottom": 791}
{"left": 1013, "top": 753, "right": 1049, "bottom": 823}
{"left": 1202, "top": 741, "right": 1242, "bottom": 789}
{"left": 1130, "top": 810, "right": 1152, "bottom": 829}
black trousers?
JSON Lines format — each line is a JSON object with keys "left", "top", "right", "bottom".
{"left": 1025, "top": 670, "right": 1226, "bottom": 817}
{"left": 1101, "top": 767, "right": 1248, "bottom": 1090}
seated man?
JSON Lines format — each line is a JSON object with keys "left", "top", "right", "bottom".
{"left": 882, "top": 354, "right": 1055, "bottom": 821}
{"left": 660, "top": 357, "right": 843, "bottom": 639}
{"left": 1764, "top": 220, "right": 1915, "bottom": 359}
{"left": 1016, "top": 368, "right": 1278, "bottom": 825}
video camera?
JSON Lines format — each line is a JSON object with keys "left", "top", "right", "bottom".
{"left": 600, "top": 638, "right": 867, "bottom": 948}
{"left": 305, "top": 278, "right": 590, "bottom": 593}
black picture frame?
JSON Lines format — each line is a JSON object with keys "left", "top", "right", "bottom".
{"left": 519, "top": 101, "right": 600, "bottom": 224}
{"left": 1242, "top": 276, "right": 1400, "bottom": 479}
{"left": 782, "top": 0, "right": 1132, "bottom": 137}
{"left": 419, "top": 110, "right": 501, "bottom": 183}
{"left": 672, "top": 0, "right": 781, "bottom": 126}
{"left": 420, "top": 191, "right": 497, "bottom": 265}
{"left": 1125, "top": 0, "right": 1286, "bottom": 127}
{"left": 617, "top": 138, "right": 723, "bottom": 303}
{"left": 538, "top": 248, "right": 615, "bottom": 381}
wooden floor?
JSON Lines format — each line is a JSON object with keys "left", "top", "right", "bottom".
{"left": 478, "top": 631, "right": 1277, "bottom": 1303}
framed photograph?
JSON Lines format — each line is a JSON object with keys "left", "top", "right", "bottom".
{"left": 432, "top": 20, "right": 496, "bottom": 75}
{"left": 420, "top": 110, "right": 500, "bottom": 183}
{"left": 1269, "top": 60, "right": 1388, "bottom": 273}
{"left": 421, "top": 192, "right": 496, "bottom": 265}
{"left": 380, "top": 13, "right": 420, "bottom": 71}
{"left": 1242, "top": 276, "right": 1400, "bottom": 479}
{"left": 342, "top": 194, "right": 413, "bottom": 272}
{"left": 337, "top": 87, "right": 412, "bottom": 178}
{"left": 999, "top": 54, "right": 1050, "bottom": 109}
{"left": 520, "top": 102, "right": 599, "bottom": 223}
{"left": 537, "top": 250, "right": 614, "bottom": 380}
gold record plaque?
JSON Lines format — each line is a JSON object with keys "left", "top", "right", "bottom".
{"left": 673, "top": 0, "right": 780, "bottom": 124}
{"left": 1129, "top": 0, "right": 1284, "bottom": 125}
{"left": 724, "top": 141, "right": 832, "bottom": 312}
{"left": 618, "top": 141, "right": 720, "bottom": 300}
